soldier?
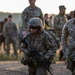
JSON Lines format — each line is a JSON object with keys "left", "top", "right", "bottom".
{"left": 21, "top": 18, "right": 57, "bottom": 75}
{"left": 44, "top": 13, "right": 50, "bottom": 30}
{"left": 67, "top": 11, "right": 74, "bottom": 20}
{"left": 61, "top": 10, "right": 75, "bottom": 75}
{"left": 54, "top": 5, "right": 68, "bottom": 61}
{"left": 19, "top": 0, "right": 43, "bottom": 47}
{"left": 3, "top": 15, "right": 18, "bottom": 57}
{"left": 44, "top": 13, "right": 55, "bottom": 37}
{"left": 21, "top": 0, "right": 43, "bottom": 35}
{"left": 0, "top": 18, "right": 8, "bottom": 51}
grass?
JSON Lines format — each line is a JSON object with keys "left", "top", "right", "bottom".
{"left": 0, "top": 44, "right": 23, "bottom": 61}
{"left": 0, "top": 52, "right": 59, "bottom": 61}
{"left": 0, "top": 44, "right": 60, "bottom": 61}
{"left": 0, "top": 52, "right": 23, "bottom": 61}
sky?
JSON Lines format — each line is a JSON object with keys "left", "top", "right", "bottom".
{"left": 0, "top": 0, "right": 75, "bottom": 14}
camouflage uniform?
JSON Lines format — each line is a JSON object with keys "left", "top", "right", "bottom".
{"left": 61, "top": 18, "right": 75, "bottom": 74}
{"left": 21, "top": 18, "right": 56, "bottom": 75}
{"left": 3, "top": 21, "right": 18, "bottom": 57}
{"left": 19, "top": 5, "right": 43, "bottom": 42}
{"left": 21, "top": 6, "right": 43, "bottom": 29}
{"left": 54, "top": 14, "right": 67, "bottom": 58}
{"left": 54, "top": 5, "right": 68, "bottom": 61}
{"left": 54, "top": 14, "right": 68, "bottom": 40}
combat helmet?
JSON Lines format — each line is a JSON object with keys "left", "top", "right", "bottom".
{"left": 28, "top": 17, "right": 43, "bottom": 29}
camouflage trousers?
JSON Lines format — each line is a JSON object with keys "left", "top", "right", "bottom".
{"left": 28, "top": 66, "right": 47, "bottom": 75}
{"left": 5, "top": 36, "right": 18, "bottom": 57}
{"left": 66, "top": 54, "right": 75, "bottom": 74}
{"left": 55, "top": 30, "right": 62, "bottom": 40}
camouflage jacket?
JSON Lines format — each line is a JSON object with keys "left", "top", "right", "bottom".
{"left": 54, "top": 14, "right": 67, "bottom": 30}
{"left": 62, "top": 18, "right": 75, "bottom": 51}
{"left": 22, "top": 30, "right": 57, "bottom": 60}
{"left": 21, "top": 6, "right": 43, "bottom": 29}
{"left": 54, "top": 14, "right": 68, "bottom": 38}
{"left": 3, "top": 21, "right": 18, "bottom": 37}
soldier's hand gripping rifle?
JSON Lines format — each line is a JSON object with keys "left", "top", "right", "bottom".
{"left": 20, "top": 37, "right": 53, "bottom": 75}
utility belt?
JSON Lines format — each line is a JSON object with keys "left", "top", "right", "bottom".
{"left": 21, "top": 57, "right": 36, "bottom": 67}
{"left": 21, "top": 55, "right": 52, "bottom": 67}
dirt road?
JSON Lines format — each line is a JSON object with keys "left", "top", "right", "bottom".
{"left": 0, "top": 61, "right": 72, "bottom": 75}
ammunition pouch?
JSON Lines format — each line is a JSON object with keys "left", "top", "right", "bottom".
{"left": 21, "top": 57, "right": 29, "bottom": 65}
{"left": 21, "top": 57, "right": 34, "bottom": 67}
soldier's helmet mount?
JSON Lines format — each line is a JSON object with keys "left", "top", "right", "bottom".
{"left": 28, "top": 17, "right": 43, "bottom": 29}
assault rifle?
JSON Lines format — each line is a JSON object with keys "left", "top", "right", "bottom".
{"left": 20, "top": 37, "right": 53, "bottom": 75}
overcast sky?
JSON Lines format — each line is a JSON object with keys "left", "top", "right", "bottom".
{"left": 0, "top": 0, "right": 75, "bottom": 14}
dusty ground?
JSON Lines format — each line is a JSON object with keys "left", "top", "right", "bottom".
{"left": 0, "top": 61, "right": 72, "bottom": 75}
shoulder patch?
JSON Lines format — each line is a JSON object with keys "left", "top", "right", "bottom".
{"left": 56, "top": 17, "right": 60, "bottom": 21}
